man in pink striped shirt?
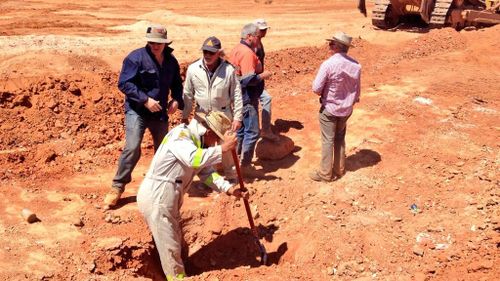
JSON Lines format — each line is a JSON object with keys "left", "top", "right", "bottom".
{"left": 310, "top": 31, "right": 361, "bottom": 182}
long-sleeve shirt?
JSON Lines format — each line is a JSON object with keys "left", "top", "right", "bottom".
{"left": 312, "top": 53, "right": 361, "bottom": 117}
{"left": 145, "top": 120, "right": 232, "bottom": 194}
{"left": 254, "top": 40, "right": 266, "bottom": 93}
{"left": 228, "top": 40, "right": 264, "bottom": 106}
{"left": 255, "top": 41, "right": 265, "bottom": 68}
{"left": 182, "top": 58, "right": 243, "bottom": 122}
{"left": 118, "top": 45, "right": 184, "bottom": 121}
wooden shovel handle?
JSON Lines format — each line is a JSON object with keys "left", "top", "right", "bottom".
{"left": 231, "top": 149, "right": 256, "bottom": 232}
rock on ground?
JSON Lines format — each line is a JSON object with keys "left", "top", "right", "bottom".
{"left": 255, "top": 135, "right": 295, "bottom": 160}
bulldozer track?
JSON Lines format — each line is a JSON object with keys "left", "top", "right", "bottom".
{"left": 372, "top": 0, "right": 392, "bottom": 28}
{"left": 429, "top": 0, "right": 454, "bottom": 26}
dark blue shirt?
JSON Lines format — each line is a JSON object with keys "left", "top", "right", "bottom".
{"left": 118, "top": 45, "right": 184, "bottom": 121}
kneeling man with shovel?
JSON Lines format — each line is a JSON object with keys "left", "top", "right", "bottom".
{"left": 137, "top": 111, "right": 248, "bottom": 280}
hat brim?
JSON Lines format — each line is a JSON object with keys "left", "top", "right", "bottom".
{"left": 326, "top": 38, "right": 353, "bottom": 47}
{"left": 145, "top": 37, "right": 173, "bottom": 44}
{"left": 193, "top": 112, "right": 225, "bottom": 139}
{"left": 258, "top": 26, "right": 269, "bottom": 30}
{"left": 201, "top": 46, "right": 220, "bottom": 53}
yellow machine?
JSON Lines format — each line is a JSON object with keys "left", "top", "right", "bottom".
{"left": 368, "top": 0, "right": 500, "bottom": 29}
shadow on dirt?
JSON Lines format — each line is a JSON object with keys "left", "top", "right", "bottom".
{"left": 377, "top": 15, "right": 431, "bottom": 33}
{"left": 186, "top": 181, "right": 214, "bottom": 198}
{"left": 111, "top": 195, "right": 137, "bottom": 210}
{"left": 185, "top": 224, "right": 286, "bottom": 276}
{"left": 233, "top": 150, "right": 301, "bottom": 185}
{"left": 273, "top": 118, "right": 304, "bottom": 133}
{"left": 257, "top": 152, "right": 300, "bottom": 174}
{"left": 136, "top": 242, "right": 167, "bottom": 281}
{"left": 186, "top": 137, "right": 301, "bottom": 195}
{"left": 345, "top": 149, "right": 381, "bottom": 172}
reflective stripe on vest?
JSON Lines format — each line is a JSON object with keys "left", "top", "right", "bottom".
{"left": 191, "top": 148, "right": 203, "bottom": 168}
{"left": 191, "top": 135, "right": 201, "bottom": 148}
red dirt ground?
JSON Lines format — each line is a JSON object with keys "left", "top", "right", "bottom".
{"left": 0, "top": 1, "right": 498, "bottom": 281}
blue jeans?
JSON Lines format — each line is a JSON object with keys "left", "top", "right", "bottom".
{"left": 112, "top": 110, "right": 168, "bottom": 191}
{"left": 237, "top": 103, "right": 260, "bottom": 166}
{"left": 259, "top": 89, "right": 272, "bottom": 132}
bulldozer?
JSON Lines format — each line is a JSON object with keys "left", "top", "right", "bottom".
{"left": 358, "top": 0, "right": 500, "bottom": 29}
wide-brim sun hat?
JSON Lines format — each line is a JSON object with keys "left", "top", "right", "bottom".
{"left": 194, "top": 111, "right": 232, "bottom": 139}
{"left": 326, "top": 31, "right": 353, "bottom": 47}
{"left": 145, "top": 24, "right": 172, "bottom": 44}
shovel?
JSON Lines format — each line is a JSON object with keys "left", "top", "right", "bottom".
{"left": 231, "top": 149, "right": 268, "bottom": 265}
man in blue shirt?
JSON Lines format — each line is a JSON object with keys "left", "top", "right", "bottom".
{"left": 104, "top": 24, "right": 184, "bottom": 209}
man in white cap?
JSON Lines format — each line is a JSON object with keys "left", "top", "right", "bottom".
{"left": 104, "top": 24, "right": 184, "bottom": 209}
{"left": 253, "top": 18, "right": 280, "bottom": 142}
{"left": 310, "top": 32, "right": 361, "bottom": 182}
{"left": 137, "top": 111, "right": 248, "bottom": 280}
{"left": 182, "top": 36, "right": 243, "bottom": 182}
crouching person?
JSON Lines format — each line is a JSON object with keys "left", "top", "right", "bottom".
{"left": 136, "top": 111, "right": 248, "bottom": 280}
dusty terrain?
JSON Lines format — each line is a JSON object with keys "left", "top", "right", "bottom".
{"left": 0, "top": 0, "right": 499, "bottom": 280}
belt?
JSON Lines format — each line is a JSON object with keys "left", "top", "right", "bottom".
{"left": 145, "top": 173, "right": 183, "bottom": 184}
{"left": 196, "top": 104, "right": 227, "bottom": 110}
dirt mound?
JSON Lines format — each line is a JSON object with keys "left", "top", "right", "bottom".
{"left": 400, "top": 28, "right": 467, "bottom": 59}
{"left": 0, "top": 70, "right": 122, "bottom": 180}
{"left": 363, "top": 28, "right": 469, "bottom": 75}
{"left": 0, "top": 54, "right": 187, "bottom": 182}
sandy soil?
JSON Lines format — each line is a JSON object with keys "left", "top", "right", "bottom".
{"left": 0, "top": 1, "right": 499, "bottom": 280}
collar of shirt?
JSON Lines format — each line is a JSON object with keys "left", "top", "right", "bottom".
{"left": 145, "top": 44, "right": 174, "bottom": 68}
{"left": 201, "top": 58, "right": 222, "bottom": 79}
{"left": 239, "top": 39, "right": 254, "bottom": 52}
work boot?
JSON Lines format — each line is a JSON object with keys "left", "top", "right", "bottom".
{"left": 309, "top": 170, "right": 333, "bottom": 182}
{"left": 241, "top": 164, "right": 263, "bottom": 178}
{"left": 260, "top": 130, "right": 280, "bottom": 142}
{"left": 103, "top": 188, "right": 123, "bottom": 210}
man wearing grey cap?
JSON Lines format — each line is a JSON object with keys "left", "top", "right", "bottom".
{"left": 310, "top": 32, "right": 361, "bottom": 182}
{"left": 104, "top": 24, "right": 184, "bottom": 209}
{"left": 228, "top": 23, "right": 272, "bottom": 176}
{"left": 182, "top": 36, "right": 243, "bottom": 181}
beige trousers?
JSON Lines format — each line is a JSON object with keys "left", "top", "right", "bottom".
{"left": 318, "top": 109, "right": 350, "bottom": 179}
{"left": 137, "top": 178, "right": 185, "bottom": 277}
